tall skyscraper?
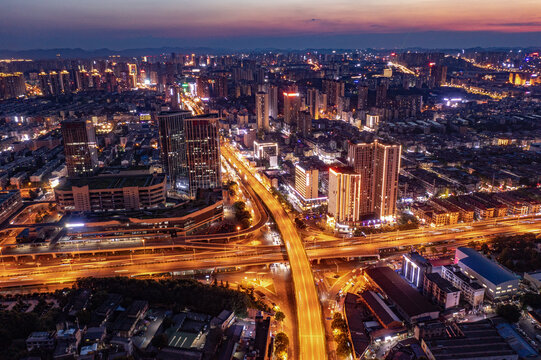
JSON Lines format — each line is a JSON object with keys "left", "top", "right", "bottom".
{"left": 184, "top": 116, "right": 221, "bottom": 198}
{"left": 307, "top": 88, "right": 320, "bottom": 119}
{"left": 38, "top": 72, "right": 50, "bottom": 96}
{"left": 268, "top": 85, "right": 278, "bottom": 120}
{"left": 169, "top": 85, "right": 181, "bottom": 111}
{"left": 59, "top": 70, "right": 71, "bottom": 94}
{"left": 104, "top": 69, "right": 117, "bottom": 92}
{"left": 127, "top": 64, "right": 137, "bottom": 88}
{"left": 295, "top": 163, "right": 319, "bottom": 200}
{"left": 158, "top": 110, "right": 192, "bottom": 193}
{"left": 373, "top": 142, "right": 401, "bottom": 219}
{"left": 76, "top": 69, "right": 91, "bottom": 91}
{"left": 49, "top": 71, "right": 62, "bottom": 95}
{"left": 258, "top": 84, "right": 278, "bottom": 119}
{"left": 256, "top": 91, "right": 270, "bottom": 131}
{"left": 375, "top": 82, "right": 388, "bottom": 107}
{"left": 357, "top": 85, "right": 368, "bottom": 110}
{"left": 298, "top": 111, "right": 312, "bottom": 137}
{"left": 429, "top": 64, "right": 447, "bottom": 88}
{"left": 61, "top": 119, "right": 98, "bottom": 177}
{"left": 328, "top": 167, "right": 363, "bottom": 225}
{"left": 283, "top": 92, "right": 300, "bottom": 127}
{"left": 347, "top": 140, "right": 401, "bottom": 219}
{"left": 323, "top": 79, "right": 345, "bottom": 106}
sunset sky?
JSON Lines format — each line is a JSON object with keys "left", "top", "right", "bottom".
{"left": 2, "top": 0, "right": 541, "bottom": 49}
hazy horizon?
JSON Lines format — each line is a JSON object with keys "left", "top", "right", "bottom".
{"left": 2, "top": 0, "right": 541, "bottom": 50}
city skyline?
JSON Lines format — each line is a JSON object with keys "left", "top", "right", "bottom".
{"left": 2, "top": 0, "right": 541, "bottom": 50}
{"left": 1, "top": 0, "right": 541, "bottom": 355}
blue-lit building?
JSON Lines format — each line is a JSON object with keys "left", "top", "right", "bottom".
{"left": 455, "top": 247, "right": 519, "bottom": 299}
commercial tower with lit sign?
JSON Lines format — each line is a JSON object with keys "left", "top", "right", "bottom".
{"left": 283, "top": 92, "right": 300, "bottom": 127}
{"left": 61, "top": 119, "right": 99, "bottom": 177}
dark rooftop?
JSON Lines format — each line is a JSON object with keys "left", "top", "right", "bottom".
{"left": 365, "top": 267, "right": 439, "bottom": 319}
{"left": 58, "top": 173, "right": 165, "bottom": 191}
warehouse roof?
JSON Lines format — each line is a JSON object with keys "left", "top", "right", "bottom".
{"left": 365, "top": 267, "right": 438, "bottom": 319}
{"left": 457, "top": 247, "right": 518, "bottom": 286}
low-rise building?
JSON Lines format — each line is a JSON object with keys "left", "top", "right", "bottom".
{"left": 418, "top": 320, "right": 518, "bottom": 360}
{"left": 0, "top": 190, "right": 23, "bottom": 224}
{"left": 402, "top": 252, "right": 432, "bottom": 289}
{"left": 524, "top": 271, "right": 541, "bottom": 291}
{"left": 55, "top": 174, "right": 166, "bottom": 212}
{"left": 364, "top": 267, "right": 439, "bottom": 323}
{"left": 27, "top": 331, "right": 56, "bottom": 351}
{"left": 455, "top": 247, "right": 519, "bottom": 299}
{"left": 359, "top": 291, "right": 403, "bottom": 329}
{"left": 423, "top": 272, "right": 461, "bottom": 309}
{"left": 441, "top": 264, "right": 485, "bottom": 307}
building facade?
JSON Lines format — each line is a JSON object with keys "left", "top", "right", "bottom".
{"left": 55, "top": 174, "right": 166, "bottom": 212}
{"left": 61, "top": 119, "right": 99, "bottom": 177}
{"left": 256, "top": 91, "right": 270, "bottom": 131}
{"left": 347, "top": 140, "right": 401, "bottom": 220}
{"left": 455, "top": 247, "right": 519, "bottom": 299}
{"left": 184, "top": 116, "right": 221, "bottom": 198}
{"left": 295, "top": 164, "right": 319, "bottom": 200}
{"left": 328, "top": 167, "right": 363, "bottom": 229}
{"left": 158, "top": 110, "right": 192, "bottom": 193}
{"left": 423, "top": 272, "right": 461, "bottom": 309}
{"left": 441, "top": 264, "right": 485, "bottom": 307}
{"left": 283, "top": 92, "right": 300, "bottom": 127}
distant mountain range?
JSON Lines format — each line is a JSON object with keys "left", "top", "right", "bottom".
{"left": 1, "top": 46, "right": 540, "bottom": 60}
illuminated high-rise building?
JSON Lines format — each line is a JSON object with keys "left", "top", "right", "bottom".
{"left": 90, "top": 70, "right": 101, "bottom": 89}
{"left": 212, "top": 75, "right": 228, "bottom": 98}
{"left": 347, "top": 140, "right": 401, "bottom": 219}
{"left": 256, "top": 91, "right": 270, "bottom": 131}
{"left": 268, "top": 85, "right": 278, "bottom": 119}
{"left": 76, "top": 69, "right": 91, "bottom": 91}
{"left": 283, "top": 92, "right": 300, "bottom": 126}
{"left": 61, "top": 119, "right": 99, "bottom": 177}
{"left": 307, "top": 88, "right": 320, "bottom": 119}
{"left": 104, "top": 69, "right": 117, "bottom": 92}
{"left": 38, "top": 71, "right": 51, "bottom": 96}
{"left": 59, "top": 70, "right": 71, "bottom": 94}
{"left": 184, "top": 116, "right": 221, "bottom": 198}
{"left": 196, "top": 76, "right": 211, "bottom": 99}
{"left": 295, "top": 163, "right": 319, "bottom": 200}
{"left": 373, "top": 142, "right": 401, "bottom": 218}
{"left": 429, "top": 64, "right": 447, "bottom": 87}
{"left": 328, "top": 167, "right": 363, "bottom": 226}
{"left": 323, "top": 79, "right": 345, "bottom": 106}
{"left": 0, "top": 73, "right": 25, "bottom": 99}
{"left": 49, "top": 71, "right": 62, "bottom": 95}
{"left": 127, "top": 64, "right": 137, "bottom": 88}
{"left": 169, "top": 85, "right": 181, "bottom": 111}
{"left": 158, "top": 110, "right": 192, "bottom": 193}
